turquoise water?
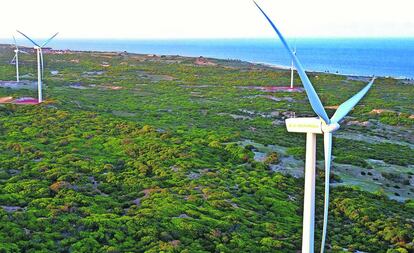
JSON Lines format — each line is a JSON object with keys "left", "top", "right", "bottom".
{"left": 3, "top": 38, "right": 414, "bottom": 78}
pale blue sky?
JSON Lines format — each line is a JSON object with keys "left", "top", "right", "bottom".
{"left": 1, "top": 0, "right": 413, "bottom": 39}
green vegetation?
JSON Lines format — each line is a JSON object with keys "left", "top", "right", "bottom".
{"left": 0, "top": 45, "right": 413, "bottom": 252}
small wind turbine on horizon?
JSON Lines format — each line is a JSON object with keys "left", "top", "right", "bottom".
{"left": 16, "top": 30, "right": 59, "bottom": 103}
{"left": 10, "top": 35, "right": 29, "bottom": 82}
{"left": 254, "top": 2, "right": 375, "bottom": 253}
{"left": 290, "top": 43, "right": 296, "bottom": 89}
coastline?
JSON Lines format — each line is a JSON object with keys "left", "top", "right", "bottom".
{"left": 251, "top": 61, "right": 414, "bottom": 81}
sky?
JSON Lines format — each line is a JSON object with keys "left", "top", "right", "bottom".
{"left": 0, "top": 0, "right": 413, "bottom": 39}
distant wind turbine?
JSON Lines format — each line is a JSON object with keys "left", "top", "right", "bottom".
{"left": 254, "top": 2, "right": 375, "bottom": 253}
{"left": 11, "top": 35, "right": 29, "bottom": 82}
{"left": 16, "top": 30, "right": 59, "bottom": 103}
{"left": 290, "top": 43, "right": 296, "bottom": 89}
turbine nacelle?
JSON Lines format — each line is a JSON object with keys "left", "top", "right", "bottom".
{"left": 286, "top": 117, "right": 322, "bottom": 134}
{"left": 285, "top": 117, "right": 340, "bottom": 134}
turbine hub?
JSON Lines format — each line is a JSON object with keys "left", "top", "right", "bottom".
{"left": 321, "top": 122, "right": 340, "bottom": 133}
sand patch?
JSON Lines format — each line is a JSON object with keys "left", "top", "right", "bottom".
{"left": 369, "top": 109, "right": 395, "bottom": 115}
{"left": 0, "top": 96, "right": 14, "bottom": 103}
{"left": 12, "top": 97, "right": 39, "bottom": 105}
{"left": 99, "top": 85, "right": 123, "bottom": 90}
{"left": 195, "top": 56, "right": 217, "bottom": 66}
{"left": 108, "top": 86, "right": 122, "bottom": 90}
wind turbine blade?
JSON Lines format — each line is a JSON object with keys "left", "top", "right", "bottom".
{"left": 40, "top": 48, "right": 44, "bottom": 78}
{"left": 293, "top": 38, "right": 297, "bottom": 54}
{"left": 41, "top": 32, "right": 59, "bottom": 47}
{"left": 16, "top": 30, "right": 40, "bottom": 47}
{"left": 11, "top": 55, "right": 16, "bottom": 64}
{"left": 253, "top": 1, "right": 330, "bottom": 124}
{"left": 321, "top": 132, "right": 332, "bottom": 253}
{"left": 20, "top": 50, "right": 30, "bottom": 55}
{"left": 13, "top": 35, "right": 18, "bottom": 49}
{"left": 330, "top": 77, "right": 375, "bottom": 123}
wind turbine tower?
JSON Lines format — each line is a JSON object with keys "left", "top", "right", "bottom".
{"left": 16, "top": 31, "right": 58, "bottom": 103}
{"left": 254, "top": 2, "right": 375, "bottom": 252}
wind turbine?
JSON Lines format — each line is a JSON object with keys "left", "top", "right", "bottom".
{"left": 254, "top": 2, "right": 375, "bottom": 253}
{"left": 16, "top": 30, "right": 59, "bottom": 103}
{"left": 11, "top": 35, "right": 29, "bottom": 82}
{"left": 290, "top": 44, "right": 296, "bottom": 89}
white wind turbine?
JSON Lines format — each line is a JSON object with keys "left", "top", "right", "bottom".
{"left": 290, "top": 44, "right": 296, "bottom": 89}
{"left": 11, "top": 35, "right": 29, "bottom": 82}
{"left": 254, "top": 2, "right": 375, "bottom": 253}
{"left": 16, "top": 30, "right": 59, "bottom": 103}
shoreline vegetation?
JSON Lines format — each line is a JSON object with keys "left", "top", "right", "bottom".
{"left": 0, "top": 44, "right": 413, "bottom": 252}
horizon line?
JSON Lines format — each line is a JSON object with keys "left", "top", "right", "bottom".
{"left": 1, "top": 36, "right": 414, "bottom": 41}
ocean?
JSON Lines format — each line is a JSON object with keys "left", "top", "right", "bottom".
{"left": 3, "top": 38, "right": 414, "bottom": 78}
